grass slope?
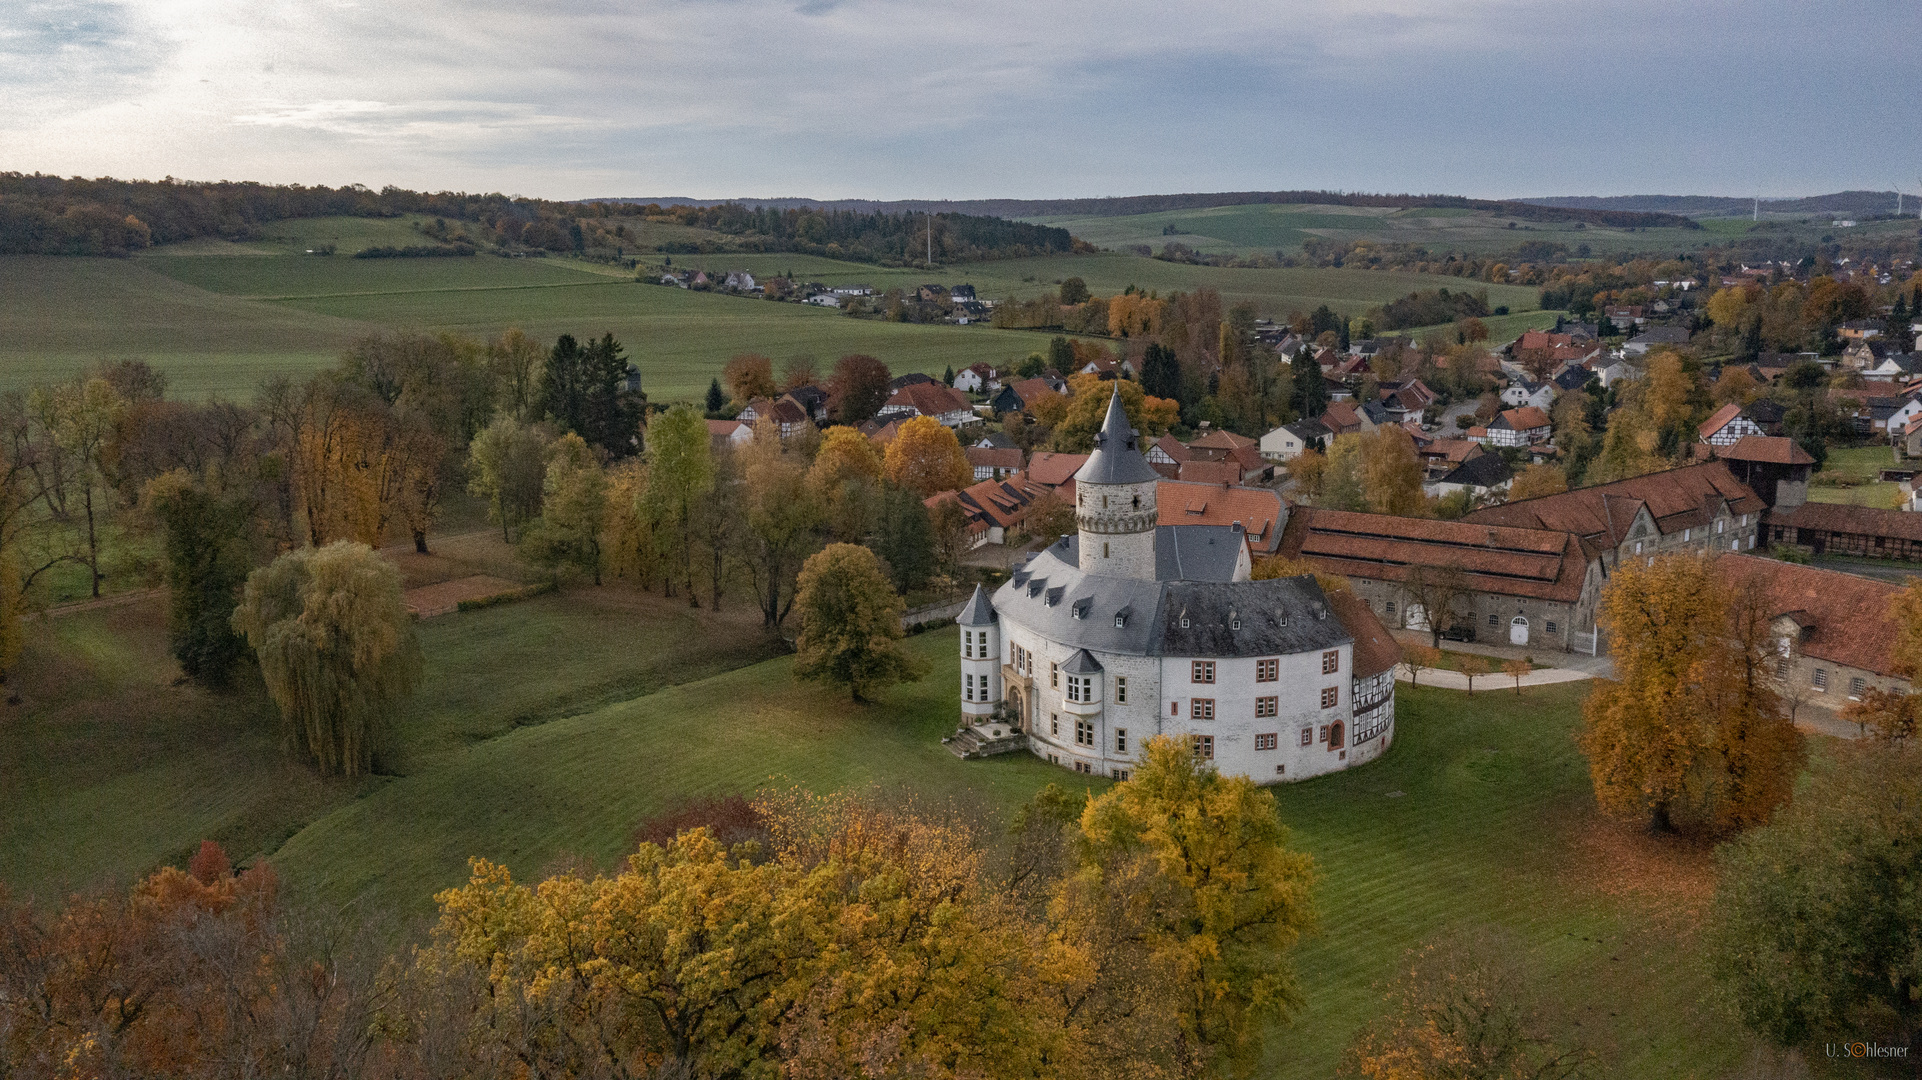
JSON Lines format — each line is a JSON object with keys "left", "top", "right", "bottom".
{"left": 0, "top": 587, "right": 785, "bottom": 901}
{"left": 265, "top": 628, "right": 1741, "bottom": 1078}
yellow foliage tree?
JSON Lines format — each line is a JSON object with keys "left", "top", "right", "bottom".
{"left": 1107, "top": 293, "right": 1167, "bottom": 339}
{"left": 1580, "top": 555, "right": 1802, "bottom": 834}
{"left": 883, "top": 415, "right": 971, "bottom": 497}
{"left": 1049, "top": 375, "right": 1178, "bottom": 452}
{"left": 1506, "top": 463, "right": 1569, "bottom": 502}
{"left": 1358, "top": 425, "right": 1427, "bottom": 517}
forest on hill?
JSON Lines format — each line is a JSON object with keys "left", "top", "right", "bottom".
{"left": 1524, "top": 190, "right": 1918, "bottom": 217}
{"left": 0, "top": 173, "right": 1069, "bottom": 264}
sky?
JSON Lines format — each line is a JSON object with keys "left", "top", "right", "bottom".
{"left": 4, "top": 0, "right": 1919, "bottom": 204}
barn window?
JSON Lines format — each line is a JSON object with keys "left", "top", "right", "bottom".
{"left": 1812, "top": 668, "right": 1828, "bottom": 691}
{"left": 1850, "top": 677, "right": 1867, "bottom": 698}
{"left": 1546, "top": 620, "right": 1559, "bottom": 634}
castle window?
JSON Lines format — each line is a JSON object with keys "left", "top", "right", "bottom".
{"left": 1066, "top": 675, "right": 1094, "bottom": 703}
{"left": 1321, "top": 686, "right": 1339, "bottom": 709}
{"left": 1301, "top": 728, "right": 1313, "bottom": 746}
{"left": 1115, "top": 728, "right": 1128, "bottom": 752}
{"left": 1103, "top": 542, "right": 1109, "bottom": 558}
{"left": 1051, "top": 663, "right": 1058, "bottom": 688}
{"left": 1255, "top": 733, "right": 1278, "bottom": 751}
{"left": 1192, "top": 661, "right": 1215, "bottom": 684}
{"left": 1111, "top": 767, "right": 1131, "bottom": 780}
{"left": 1075, "top": 719, "right": 1094, "bottom": 746}
{"left": 1115, "top": 676, "right": 1128, "bottom": 704}
{"left": 1256, "top": 696, "right": 1278, "bottom": 718}
{"left": 1191, "top": 698, "right": 1214, "bottom": 720}
{"left": 1051, "top": 714, "right": 1060, "bottom": 735}
{"left": 964, "top": 673, "right": 974, "bottom": 701}
{"left": 1102, "top": 495, "right": 1109, "bottom": 508}
{"left": 1132, "top": 494, "right": 1140, "bottom": 509}
{"left": 1321, "top": 650, "right": 1339, "bottom": 675}
{"left": 1191, "top": 735, "right": 1214, "bottom": 760}
{"left": 1318, "top": 725, "right": 1329, "bottom": 743}
{"left": 1256, "top": 658, "right": 1279, "bottom": 682}
{"left": 1171, "top": 701, "right": 1179, "bottom": 716}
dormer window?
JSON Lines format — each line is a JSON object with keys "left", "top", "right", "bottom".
{"left": 1115, "top": 615, "right": 1126, "bottom": 628}
{"left": 1230, "top": 615, "right": 1241, "bottom": 631}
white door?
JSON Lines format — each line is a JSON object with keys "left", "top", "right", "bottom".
{"left": 1405, "top": 604, "right": 1429, "bottom": 632}
{"left": 1509, "top": 617, "right": 1529, "bottom": 646}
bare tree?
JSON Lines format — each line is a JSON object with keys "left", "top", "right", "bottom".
{"left": 1400, "top": 563, "right": 1471, "bottom": 648}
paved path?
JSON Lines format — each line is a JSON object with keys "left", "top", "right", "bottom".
{"left": 47, "top": 588, "right": 160, "bottom": 617}
{"left": 1396, "top": 664, "right": 1595, "bottom": 692}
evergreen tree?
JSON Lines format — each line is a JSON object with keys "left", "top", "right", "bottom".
{"left": 705, "top": 377, "right": 726, "bottom": 415}
{"left": 1047, "top": 336, "right": 1076, "bottom": 375}
{"left": 870, "top": 484, "right": 935, "bottom": 593}
{"left": 1140, "top": 343, "right": 1181, "bottom": 401}
{"left": 1740, "top": 317, "right": 1764, "bottom": 362}
{"left": 1291, "top": 349, "right": 1328, "bottom": 420}
{"left": 540, "top": 333, "right": 588, "bottom": 435}
{"left": 580, "top": 332, "right": 642, "bottom": 457}
{"left": 942, "top": 365, "right": 955, "bottom": 386}
{"left": 1338, "top": 320, "right": 1351, "bottom": 352}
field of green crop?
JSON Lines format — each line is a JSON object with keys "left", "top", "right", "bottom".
{"left": 0, "top": 213, "right": 1553, "bottom": 403}
{"left": 0, "top": 586, "right": 1765, "bottom": 1076}
{"left": 1023, "top": 201, "right": 1718, "bottom": 259}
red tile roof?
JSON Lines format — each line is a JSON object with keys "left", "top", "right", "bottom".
{"left": 1698, "top": 402, "right": 1743, "bottom": 440}
{"left": 1024, "top": 452, "right": 1089, "bottom": 488}
{"left": 1156, "top": 481, "right": 1286, "bottom": 552}
{"left": 965, "top": 446, "right": 1023, "bottom": 471}
{"left": 1464, "top": 461, "right": 1765, "bottom": 547}
{"left": 1718, "top": 435, "right": 1816, "bottom": 465}
{"left": 1321, "top": 402, "right": 1363, "bottom": 432}
{"left": 1278, "top": 506, "right": 1591, "bottom": 603}
{"left": 1768, "top": 501, "right": 1922, "bottom": 543}
{"left": 1178, "top": 460, "right": 1242, "bottom": 485}
{"left": 1010, "top": 377, "right": 1064, "bottom": 409}
{"left": 1716, "top": 554, "right": 1904, "bottom": 678}
{"left": 1327, "top": 588, "right": 1402, "bottom": 679}
{"left": 884, "top": 381, "right": 971, "bottom": 418}
{"left": 1495, "top": 406, "right": 1551, "bottom": 431}
{"left": 927, "top": 476, "right": 1049, "bottom": 533}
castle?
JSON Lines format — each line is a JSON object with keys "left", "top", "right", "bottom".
{"left": 955, "top": 388, "right": 1400, "bottom": 782}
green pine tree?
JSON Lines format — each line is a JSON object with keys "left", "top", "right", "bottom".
{"left": 705, "top": 377, "right": 726, "bottom": 415}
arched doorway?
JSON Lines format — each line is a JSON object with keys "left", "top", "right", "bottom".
{"left": 1327, "top": 720, "right": 1345, "bottom": 750}
{"left": 1509, "top": 616, "right": 1529, "bottom": 646}
{"left": 1405, "top": 604, "right": 1429, "bottom": 632}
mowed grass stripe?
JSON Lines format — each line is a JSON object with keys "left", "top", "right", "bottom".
{"left": 245, "top": 279, "right": 631, "bottom": 302}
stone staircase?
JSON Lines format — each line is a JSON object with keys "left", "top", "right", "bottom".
{"left": 943, "top": 725, "right": 1028, "bottom": 759}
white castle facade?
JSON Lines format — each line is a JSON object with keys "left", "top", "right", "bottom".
{"left": 956, "top": 389, "right": 1400, "bottom": 783}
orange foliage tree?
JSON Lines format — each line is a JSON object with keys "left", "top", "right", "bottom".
{"left": 723, "top": 353, "right": 778, "bottom": 403}
{"left": 882, "top": 415, "right": 971, "bottom": 497}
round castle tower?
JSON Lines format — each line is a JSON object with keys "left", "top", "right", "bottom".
{"left": 956, "top": 584, "right": 1001, "bottom": 724}
{"left": 1074, "top": 387, "right": 1161, "bottom": 581}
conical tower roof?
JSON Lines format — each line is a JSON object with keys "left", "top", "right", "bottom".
{"left": 1074, "top": 385, "right": 1162, "bottom": 485}
{"left": 956, "top": 583, "right": 997, "bottom": 626}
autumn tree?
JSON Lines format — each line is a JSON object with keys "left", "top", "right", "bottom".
{"left": 1507, "top": 463, "right": 1569, "bottom": 502}
{"left": 737, "top": 428, "right": 823, "bottom": 626}
{"left": 466, "top": 414, "right": 549, "bottom": 543}
{"left": 1708, "top": 743, "right": 1922, "bottom": 1052}
{"left": 231, "top": 541, "right": 422, "bottom": 777}
{"left": 828, "top": 353, "right": 891, "bottom": 424}
{"left": 29, "top": 376, "right": 126, "bottom": 597}
{"left": 1579, "top": 555, "right": 1803, "bottom": 834}
{"left": 487, "top": 327, "right": 546, "bottom": 421}
{"left": 1399, "top": 564, "right": 1469, "bottom": 646}
{"left": 1459, "top": 654, "right": 1489, "bottom": 694}
{"left": 808, "top": 425, "right": 884, "bottom": 543}
{"left": 600, "top": 460, "right": 658, "bottom": 590}
{"left": 1503, "top": 657, "right": 1530, "bottom": 695}
{"left": 883, "top": 415, "right": 971, "bottom": 497}
{"left": 1402, "top": 644, "right": 1443, "bottom": 687}
{"left": 519, "top": 432, "right": 608, "bottom": 584}
{"left": 691, "top": 446, "right": 742, "bottom": 610}
{"left": 792, "top": 543, "right": 928, "bottom": 702}
{"left": 1060, "top": 734, "right": 1317, "bottom": 1078}
{"left": 781, "top": 352, "right": 818, "bottom": 391}
{"left": 1048, "top": 375, "right": 1179, "bottom": 452}
{"left": 640, "top": 405, "right": 713, "bottom": 604}
{"left": 723, "top": 352, "right": 778, "bottom": 403}
{"left": 1358, "top": 425, "right": 1427, "bottom": 516}
{"left": 144, "top": 470, "right": 253, "bottom": 687}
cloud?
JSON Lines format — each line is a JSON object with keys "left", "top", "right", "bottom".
{"left": 2, "top": 0, "right": 1918, "bottom": 199}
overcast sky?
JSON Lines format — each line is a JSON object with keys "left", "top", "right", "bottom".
{"left": 4, "top": 0, "right": 1918, "bottom": 203}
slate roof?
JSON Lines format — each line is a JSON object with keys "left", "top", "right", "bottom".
{"left": 1061, "top": 648, "right": 1104, "bottom": 674}
{"left": 1464, "top": 461, "right": 1764, "bottom": 547}
{"left": 1154, "top": 525, "right": 1247, "bottom": 582}
{"left": 957, "top": 584, "right": 997, "bottom": 626}
{"left": 1075, "top": 388, "right": 1162, "bottom": 485}
{"left": 1717, "top": 554, "right": 1904, "bottom": 678}
{"left": 1278, "top": 507, "right": 1590, "bottom": 604}
{"left": 1437, "top": 452, "right": 1513, "bottom": 489}
{"left": 1628, "top": 326, "right": 1691, "bottom": 346}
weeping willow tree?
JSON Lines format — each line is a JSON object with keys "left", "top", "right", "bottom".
{"left": 232, "top": 541, "right": 422, "bottom": 776}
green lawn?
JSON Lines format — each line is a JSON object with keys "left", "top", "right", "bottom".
{"left": 1809, "top": 444, "right": 1901, "bottom": 508}
{"left": 0, "top": 586, "right": 786, "bottom": 901}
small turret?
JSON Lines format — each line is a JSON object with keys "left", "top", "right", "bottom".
{"left": 1073, "top": 386, "right": 1160, "bottom": 579}
{"left": 958, "top": 584, "right": 1001, "bottom": 725}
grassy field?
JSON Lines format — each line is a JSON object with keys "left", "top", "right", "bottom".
{"left": 1, "top": 213, "right": 1546, "bottom": 403}
{"left": 1809, "top": 444, "right": 1902, "bottom": 508}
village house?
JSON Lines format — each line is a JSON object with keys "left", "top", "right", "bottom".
{"left": 704, "top": 419, "right": 755, "bottom": 452}
{"left": 1767, "top": 502, "right": 1922, "bottom": 561}
{"left": 877, "top": 381, "right": 976, "bottom": 427}
{"left": 804, "top": 292, "right": 842, "bottom": 307}
{"left": 735, "top": 396, "right": 810, "bottom": 438}
{"left": 1416, "top": 438, "right": 1486, "bottom": 481}
{"left": 1500, "top": 378, "right": 1554, "bottom": 412}
{"left": 1376, "top": 379, "right": 1437, "bottom": 422}
{"left": 1426, "top": 452, "right": 1513, "bottom": 500}
{"left": 1838, "top": 318, "right": 1887, "bottom": 342}
{"left": 1260, "top": 419, "right": 1329, "bottom": 461}
{"left": 990, "top": 376, "right": 1067, "bottom": 417}
{"left": 782, "top": 384, "right": 830, "bottom": 423}
{"left": 927, "top": 475, "right": 1051, "bottom": 548}
{"left": 1698, "top": 402, "right": 1767, "bottom": 446}
{"left": 1482, "top": 406, "right": 1551, "bottom": 447}
{"left": 1022, "top": 452, "right": 1090, "bottom": 498}
{"left": 1713, "top": 436, "right": 1814, "bottom": 508}
{"left": 953, "top": 363, "right": 1000, "bottom": 394}
{"left": 1278, "top": 507, "right": 1604, "bottom": 652}
{"left": 1319, "top": 401, "right": 1370, "bottom": 437}
{"left": 965, "top": 445, "right": 1023, "bottom": 481}
{"left": 1603, "top": 305, "right": 1647, "bottom": 330}
{"left": 951, "top": 393, "right": 1397, "bottom": 783}
{"left": 1587, "top": 353, "right": 1639, "bottom": 388}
